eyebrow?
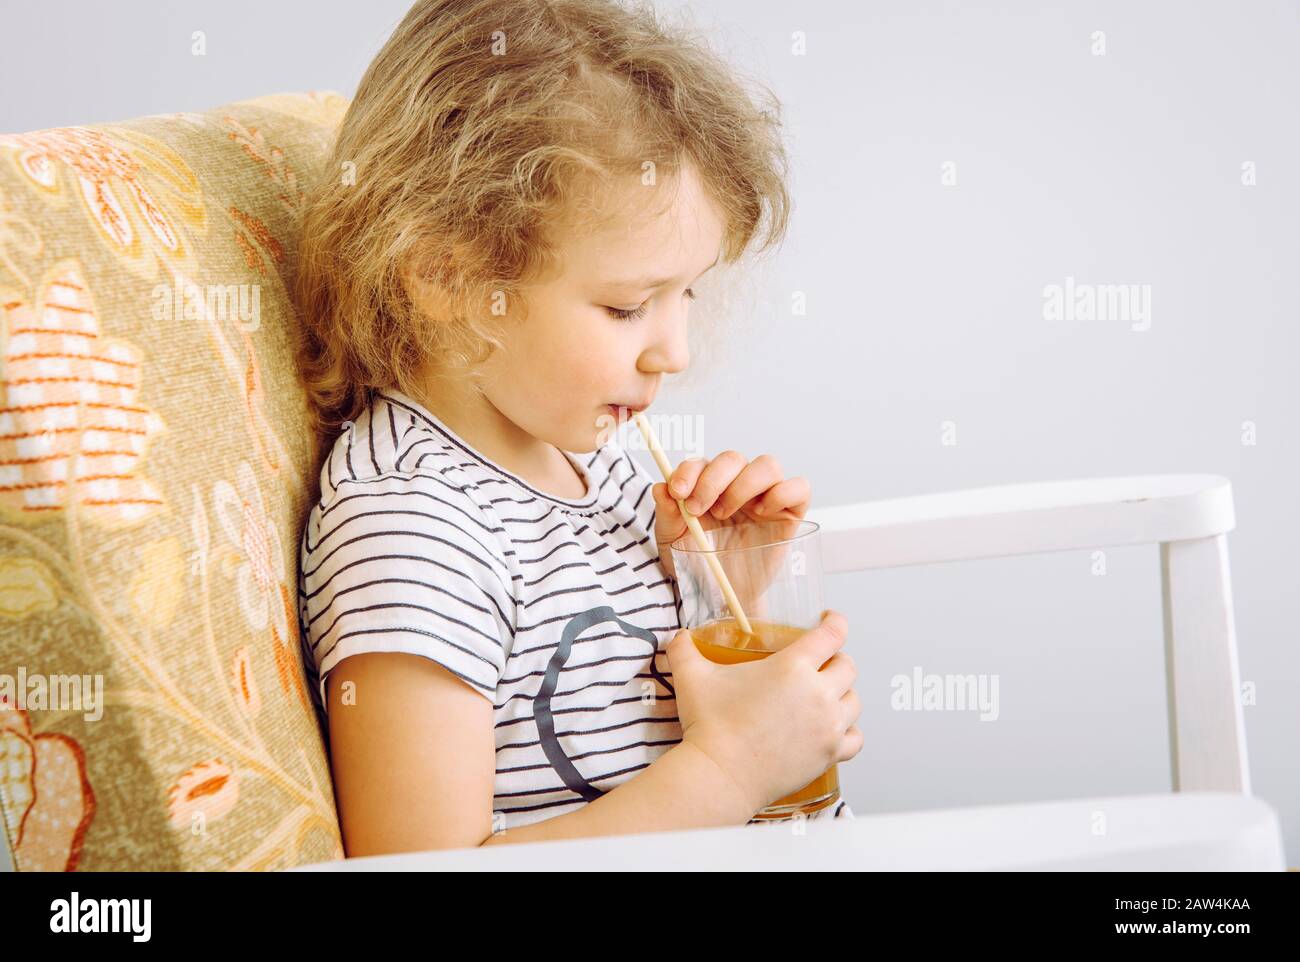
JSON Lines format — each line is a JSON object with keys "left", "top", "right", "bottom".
{"left": 597, "top": 252, "right": 722, "bottom": 291}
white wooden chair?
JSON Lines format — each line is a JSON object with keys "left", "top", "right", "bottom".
{"left": 808, "top": 472, "right": 1250, "bottom": 795}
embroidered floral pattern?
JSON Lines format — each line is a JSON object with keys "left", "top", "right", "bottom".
{"left": 0, "top": 260, "right": 166, "bottom": 528}
{"left": 0, "top": 92, "right": 349, "bottom": 872}
{"left": 0, "top": 127, "right": 206, "bottom": 276}
{"left": 0, "top": 698, "right": 96, "bottom": 872}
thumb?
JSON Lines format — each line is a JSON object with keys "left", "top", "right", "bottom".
{"left": 652, "top": 482, "right": 681, "bottom": 515}
{"left": 666, "top": 627, "right": 701, "bottom": 668}
{"left": 653, "top": 482, "right": 685, "bottom": 538}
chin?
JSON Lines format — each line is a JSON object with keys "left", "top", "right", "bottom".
{"left": 587, "top": 411, "right": 628, "bottom": 451}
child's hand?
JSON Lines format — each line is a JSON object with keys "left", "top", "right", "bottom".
{"left": 667, "top": 609, "right": 862, "bottom": 816}
{"left": 650, "top": 451, "right": 810, "bottom": 583}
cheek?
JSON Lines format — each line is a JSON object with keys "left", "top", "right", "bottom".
{"left": 548, "top": 323, "right": 631, "bottom": 394}
{"left": 505, "top": 295, "right": 636, "bottom": 398}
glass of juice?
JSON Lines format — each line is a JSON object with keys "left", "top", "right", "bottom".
{"left": 669, "top": 518, "right": 839, "bottom": 820}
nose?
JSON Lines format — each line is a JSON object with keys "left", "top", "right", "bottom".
{"left": 640, "top": 302, "right": 691, "bottom": 375}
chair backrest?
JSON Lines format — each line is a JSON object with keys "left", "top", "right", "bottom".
{"left": 0, "top": 92, "right": 348, "bottom": 870}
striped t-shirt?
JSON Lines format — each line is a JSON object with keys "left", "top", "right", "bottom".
{"left": 297, "top": 387, "right": 852, "bottom": 830}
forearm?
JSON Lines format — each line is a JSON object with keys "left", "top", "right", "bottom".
{"left": 479, "top": 740, "right": 758, "bottom": 846}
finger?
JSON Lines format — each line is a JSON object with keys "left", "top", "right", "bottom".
{"left": 710, "top": 454, "right": 784, "bottom": 519}
{"left": 837, "top": 724, "right": 865, "bottom": 763}
{"left": 750, "top": 475, "right": 811, "bottom": 520}
{"left": 666, "top": 627, "right": 703, "bottom": 667}
{"left": 838, "top": 686, "right": 861, "bottom": 727}
{"left": 652, "top": 481, "right": 682, "bottom": 518}
{"left": 681, "top": 450, "right": 746, "bottom": 516}
{"left": 784, "top": 609, "right": 848, "bottom": 669}
{"left": 652, "top": 483, "right": 687, "bottom": 543}
{"left": 818, "top": 650, "right": 856, "bottom": 695}
{"left": 668, "top": 458, "right": 709, "bottom": 503}
{"left": 653, "top": 483, "right": 706, "bottom": 581}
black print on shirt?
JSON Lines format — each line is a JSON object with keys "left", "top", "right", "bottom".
{"left": 534, "top": 605, "right": 674, "bottom": 801}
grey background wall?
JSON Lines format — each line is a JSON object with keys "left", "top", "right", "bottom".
{"left": 2, "top": 0, "right": 1295, "bottom": 860}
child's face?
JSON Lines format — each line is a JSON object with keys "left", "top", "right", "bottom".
{"left": 478, "top": 162, "right": 726, "bottom": 454}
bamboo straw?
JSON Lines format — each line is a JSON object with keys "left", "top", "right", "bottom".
{"left": 632, "top": 411, "right": 754, "bottom": 638}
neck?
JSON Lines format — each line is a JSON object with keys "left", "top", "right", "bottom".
{"left": 404, "top": 375, "right": 586, "bottom": 497}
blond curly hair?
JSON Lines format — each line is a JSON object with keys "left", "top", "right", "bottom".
{"left": 293, "top": 0, "right": 792, "bottom": 440}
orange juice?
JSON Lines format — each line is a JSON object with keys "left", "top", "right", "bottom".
{"left": 689, "top": 617, "right": 840, "bottom": 819}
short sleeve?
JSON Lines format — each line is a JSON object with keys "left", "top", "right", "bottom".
{"left": 298, "top": 470, "right": 516, "bottom": 711}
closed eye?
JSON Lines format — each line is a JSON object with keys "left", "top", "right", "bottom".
{"left": 604, "top": 287, "right": 697, "bottom": 322}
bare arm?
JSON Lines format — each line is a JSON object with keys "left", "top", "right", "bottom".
{"left": 325, "top": 651, "right": 758, "bottom": 857}
{"left": 480, "top": 737, "right": 758, "bottom": 847}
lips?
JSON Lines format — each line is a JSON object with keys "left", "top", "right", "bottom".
{"left": 608, "top": 403, "right": 650, "bottom": 418}
{"left": 605, "top": 404, "right": 649, "bottom": 430}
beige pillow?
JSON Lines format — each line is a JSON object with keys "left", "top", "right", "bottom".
{"left": 0, "top": 91, "right": 348, "bottom": 870}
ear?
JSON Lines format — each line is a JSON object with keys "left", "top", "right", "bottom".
{"left": 400, "top": 248, "right": 457, "bottom": 314}
{"left": 401, "top": 247, "right": 454, "bottom": 286}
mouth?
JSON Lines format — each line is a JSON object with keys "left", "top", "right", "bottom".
{"left": 606, "top": 402, "right": 650, "bottom": 420}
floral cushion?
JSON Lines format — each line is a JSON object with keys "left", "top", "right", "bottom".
{"left": 0, "top": 91, "right": 348, "bottom": 870}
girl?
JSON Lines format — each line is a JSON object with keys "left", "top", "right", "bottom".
{"left": 295, "top": 0, "right": 862, "bottom": 856}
